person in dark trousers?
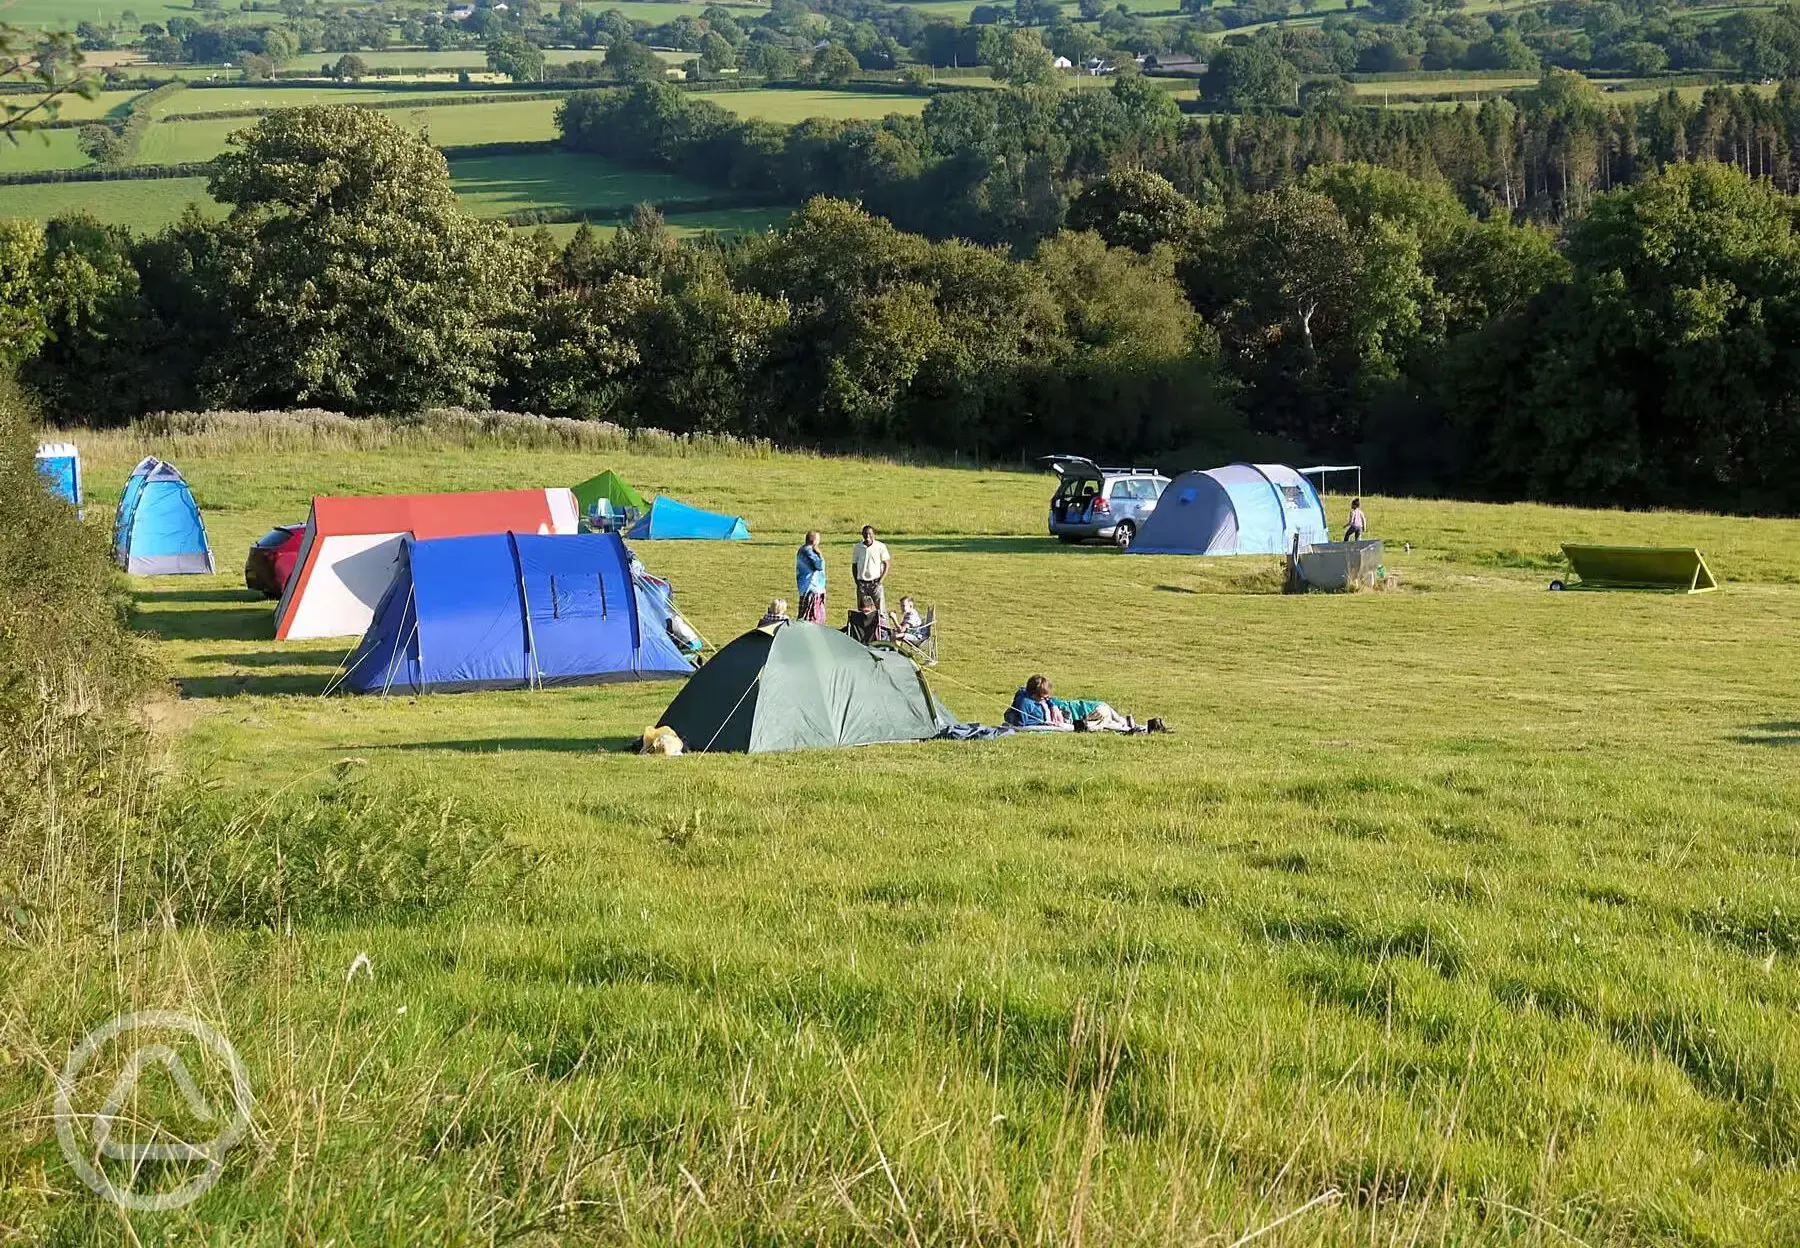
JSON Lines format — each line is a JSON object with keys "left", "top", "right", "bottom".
{"left": 851, "top": 525, "right": 891, "bottom": 614}
{"left": 1344, "top": 498, "right": 1368, "bottom": 542}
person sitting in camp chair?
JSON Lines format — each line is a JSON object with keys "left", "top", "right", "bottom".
{"left": 1006, "top": 674, "right": 1168, "bottom": 734}
{"left": 887, "top": 596, "right": 938, "bottom": 665}
{"left": 844, "top": 595, "right": 884, "bottom": 645}
{"left": 758, "top": 598, "right": 790, "bottom": 628}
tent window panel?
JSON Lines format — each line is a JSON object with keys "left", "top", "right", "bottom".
{"left": 534, "top": 574, "right": 608, "bottom": 621}
{"left": 1280, "top": 485, "right": 1307, "bottom": 507}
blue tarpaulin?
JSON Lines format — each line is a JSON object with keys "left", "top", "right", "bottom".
{"left": 343, "top": 531, "right": 694, "bottom": 694}
{"left": 624, "top": 496, "right": 750, "bottom": 541}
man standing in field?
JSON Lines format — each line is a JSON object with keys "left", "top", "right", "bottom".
{"left": 852, "top": 525, "right": 891, "bottom": 614}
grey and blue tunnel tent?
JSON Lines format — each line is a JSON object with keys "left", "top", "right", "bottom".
{"left": 112, "top": 457, "right": 215, "bottom": 575}
{"left": 340, "top": 531, "right": 695, "bottom": 694}
{"left": 655, "top": 621, "right": 959, "bottom": 753}
{"left": 1129, "top": 463, "right": 1328, "bottom": 556}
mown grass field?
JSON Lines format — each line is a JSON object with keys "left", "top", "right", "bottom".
{"left": 0, "top": 0, "right": 192, "bottom": 26}
{"left": 149, "top": 86, "right": 510, "bottom": 116}
{"left": 695, "top": 86, "right": 931, "bottom": 120}
{"left": 131, "top": 96, "right": 570, "bottom": 163}
{"left": 1, "top": 88, "right": 140, "bottom": 121}
{"left": 448, "top": 150, "right": 718, "bottom": 215}
{"left": 0, "top": 174, "right": 218, "bottom": 226}
{"left": 0, "top": 126, "right": 87, "bottom": 173}
{"left": 2, "top": 417, "right": 1797, "bottom": 1244}
{"left": 0, "top": 152, "right": 739, "bottom": 227}
{"left": 1349, "top": 76, "right": 1540, "bottom": 97}
{"left": 520, "top": 203, "right": 792, "bottom": 240}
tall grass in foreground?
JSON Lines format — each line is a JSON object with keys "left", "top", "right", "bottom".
{"left": 0, "top": 379, "right": 158, "bottom": 945}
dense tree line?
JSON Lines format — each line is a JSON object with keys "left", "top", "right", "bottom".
{"left": 4, "top": 103, "right": 1800, "bottom": 512}
{"left": 559, "top": 76, "right": 1186, "bottom": 248}
{"left": 562, "top": 71, "right": 1800, "bottom": 236}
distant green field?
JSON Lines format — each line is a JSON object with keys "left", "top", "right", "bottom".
{"left": 447, "top": 150, "right": 714, "bottom": 215}
{"left": 521, "top": 203, "right": 792, "bottom": 240}
{"left": 1603, "top": 79, "right": 1778, "bottom": 103}
{"left": 1350, "top": 76, "right": 1539, "bottom": 97}
{"left": 0, "top": 175, "right": 219, "bottom": 228}
{"left": 151, "top": 86, "right": 512, "bottom": 117}
{"left": 1, "top": 89, "right": 140, "bottom": 122}
{"left": 588, "top": 0, "right": 769, "bottom": 19}
{"left": 0, "top": 0, "right": 193, "bottom": 26}
{"left": 0, "top": 127, "right": 90, "bottom": 174}
{"left": 693, "top": 87, "right": 930, "bottom": 121}
{"left": 129, "top": 97, "right": 568, "bottom": 163}
{"left": 0, "top": 152, "right": 761, "bottom": 231}
{"left": 105, "top": 91, "right": 926, "bottom": 167}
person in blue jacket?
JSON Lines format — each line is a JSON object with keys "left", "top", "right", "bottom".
{"left": 1010, "top": 674, "right": 1168, "bottom": 733}
{"left": 796, "top": 530, "right": 826, "bottom": 623}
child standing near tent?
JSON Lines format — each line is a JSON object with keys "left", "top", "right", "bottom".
{"left": 1344, "top": 498, "right": 1368, "bottom": 542}
{"left": 796, "top": 532, "right": 826, "bottom": 623}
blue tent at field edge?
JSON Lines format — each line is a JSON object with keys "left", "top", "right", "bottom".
{"left": 1128, "top": 463, "right": 1327, "bottom": 556}
{"left": 113, "top": 456, "right": 215, "bottom": 575}
{"left": 625, "top": 495, "right": 751, "bottom": 541}
{"left": 341, "top": 530, "right": 694, "bottom": 694}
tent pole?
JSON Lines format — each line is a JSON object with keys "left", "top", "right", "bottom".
{"left": 511, "top": 532, "right": 542, "bottom": 690}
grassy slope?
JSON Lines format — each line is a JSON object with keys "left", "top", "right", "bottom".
{"left": 518, "top": 203, "right": 794, "bottom": 239}
{"left": 448, "top": 150, "right": 716, "bottom": 214}
{"left": 3, "top": 426, "right": 1797, "bottom": 1243}
{"left": 0, "top": 152, "right": 737, "bottom": 227}
{"left": 0, "top": 126, "right": 89, "bottom": 173}
{"left": 131, "top": 96, "right": 569, "bottom": 163}
{"left": 694, "top": 86, "right": 931, "bottom": 121}
{"left": 0, "top": 175, "right": 219, "bottom": 225}
{"left": 148, "top": 86, "right": 511, "bottom": 115}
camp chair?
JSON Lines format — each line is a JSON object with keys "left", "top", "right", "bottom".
{"left": 885, "top": 605, "right": 937, "bottom": 666}
{"left": 586, "top": 498, "right": 617, "bottom": 533}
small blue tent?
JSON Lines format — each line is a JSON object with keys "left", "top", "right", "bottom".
{"left": 624, "top": 496, "right": 750, "bottom": 541}
{"left": 113, "top": 457, "right": 215, "bottom": 575}
{"left": 35, "top": 442, "right": 82, "bottom": 506}
{"left": 1129, "top": 463, "right": 1327, "bottom": 556}
{"left": 342, "top": 531, "right": 695, "bottom": 694}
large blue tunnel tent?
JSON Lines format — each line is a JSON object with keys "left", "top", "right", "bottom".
{"left": 341, "top": 531, "right": 695, "bottom": 694}
{"left": 624, "top": 496, "right": 751, "bottom": 541}
{"left": 113, "top": 457, "right": 215, "bottom": 575}
{"left": 1129, "top": 463, "right": 1328, "bottom": 556}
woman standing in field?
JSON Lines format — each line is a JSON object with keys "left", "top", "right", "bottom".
{"left": 796, "top": 531, "right": 826, "bottom": 623}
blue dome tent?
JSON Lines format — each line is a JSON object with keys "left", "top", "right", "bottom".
{"left": 624, "top": 496, "right": 750, "bottom": 541}
{"left": 340, "top": 531, "right": 695, "bottom": 695}
{"left": 1128, "top": 463, "right": 1327, "bottom": 556}
{"left": 113, "top": 457, "right": 215, "bottom": 575}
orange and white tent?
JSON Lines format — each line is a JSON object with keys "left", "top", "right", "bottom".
{"left": 273, "top": 488, "right": 580, "bottom": 640}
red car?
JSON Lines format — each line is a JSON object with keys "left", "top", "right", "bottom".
{"left": 245, "top": 524, "right": 306, "bottom": 598}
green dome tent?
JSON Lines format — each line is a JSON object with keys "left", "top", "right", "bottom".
{"left": 656, "top": 622, "right": 958, "bottom": 753}
{"left": 571, "top": 470, "right": 649, "bottom": 517}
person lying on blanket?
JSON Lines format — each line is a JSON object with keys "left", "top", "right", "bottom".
{"left": 1010, "top": 674, "right": 1169, "bottom": 734}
